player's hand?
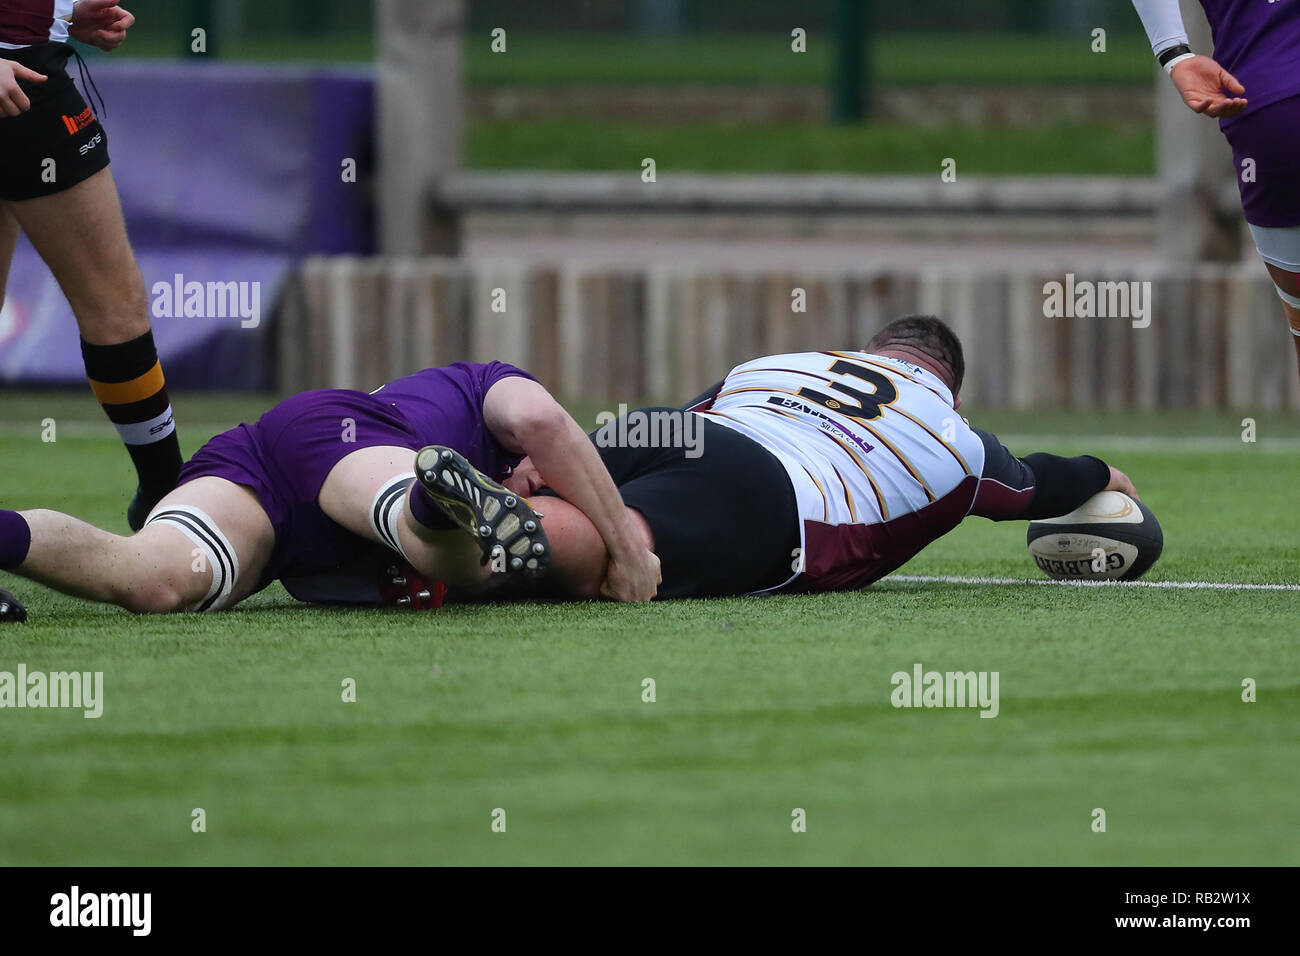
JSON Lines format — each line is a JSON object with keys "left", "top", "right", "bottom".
{"left": 70, "top": 0, "right": 135, "bottom": 51}
{"left": 504, "top": 457, "right": 545, "bottom": 497}
{"left": 0, "top": 60, "right": 47, "bottom": 116}
{"left": 600, "top": 547, "right": 661, "bottom": 603}
{"left": 1170, "top": 55, "right": 1247, "bottom": 119}
{"left": 1104, "top": 466, "right": 1139, "bottom": 501}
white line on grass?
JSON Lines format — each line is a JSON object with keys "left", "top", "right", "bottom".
{"left": 995, "top": 434, "right": 1300, "bottom": 452}
{"left": 887, "top": 574, "right": 1300, "bottom": 592}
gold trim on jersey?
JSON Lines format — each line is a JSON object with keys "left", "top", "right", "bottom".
{"left": 715, "top": 385, "right": 806, "bottom": 401}
{"left": 856, "top": 420, "right": 936, "bottom": 502}
{"left": 731, "top": 367, "right": 834, "bottom": 385}
{"left": 886, "top": 405, "right": 973, "bottom": 476}
{"left": 830, "top": 465, "right": 859, "bottom": 522}
{"left": 821, "top": 351, "right": 970, "bottom": 480}
{"left": 828, "top": 351, "right": 952, "bottom": 403}
{"left": 756, "top": 404, "right": 889, "bottom": 520}
{"left": 798, "top": 463, "right": 830, "bottom": 522}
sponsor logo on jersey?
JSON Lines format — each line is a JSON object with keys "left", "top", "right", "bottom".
{"left": 78, "top": 132, "right": 104, "bottom": 156}
{"left": 766, "top": 396, "right": 875, "bottom": 455}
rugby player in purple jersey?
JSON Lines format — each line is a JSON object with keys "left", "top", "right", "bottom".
{"left": 0, "top": 362, "right": 661, "bottom": 617}
{"left": 1131, "top": 0, "right": 1300, "bottom": 376}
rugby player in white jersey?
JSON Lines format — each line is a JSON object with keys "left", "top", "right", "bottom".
{"left": 351, "top": 315, "right": 1139, "bottom": 606}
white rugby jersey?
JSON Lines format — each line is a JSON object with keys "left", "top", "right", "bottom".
{"left": 695, "top": 350, "right": 989, "bottom": 593}
{"left": 0, "top": 1, "right": 73, "bottom": 50}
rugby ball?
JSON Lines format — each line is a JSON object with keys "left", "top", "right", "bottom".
{"left": 1026, "top": 491, "right": 1162, "bottom": 582}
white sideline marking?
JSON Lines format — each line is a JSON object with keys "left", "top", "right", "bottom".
{"left": 996, "top": 434, "right": 1300, "bottom": 453}
{"left": 887, "top": 574, "right": 1300, "bottom": 592}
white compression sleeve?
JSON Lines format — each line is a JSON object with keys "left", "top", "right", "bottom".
{"left": 1131, "top": 0, "right": 1190, "bottom": 54}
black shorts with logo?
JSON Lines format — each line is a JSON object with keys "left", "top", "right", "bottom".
{"left": 543, "top": 409, "right": 801, "bottom": 599}
{"left": 0, "top": 43, "right": 110, "bottom": 201}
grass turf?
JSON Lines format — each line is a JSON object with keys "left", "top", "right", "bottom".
{"left": 467, "top": 119, "right": 1154, "bottom": 175}
{"left": 0, "top": 394, "right": 1297, "bottom": 865}
{"left": 110, "top": 31, "right": 1156, "bottom": 86}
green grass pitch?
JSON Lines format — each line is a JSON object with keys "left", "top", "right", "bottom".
{"left": 1, "top": 393, "right": 1297, "bottom": 865}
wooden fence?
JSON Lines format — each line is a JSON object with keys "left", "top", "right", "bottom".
{"left": 280, "top": 257, "right": 1300, "bottom": 410}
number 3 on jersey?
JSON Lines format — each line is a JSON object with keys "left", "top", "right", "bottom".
{"left": 797, "top": 359, "right": 899, "bottom": 421}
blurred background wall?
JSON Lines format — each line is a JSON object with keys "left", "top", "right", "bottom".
{"left": 3, "top": 0, "right": 1294, "bottom": 409}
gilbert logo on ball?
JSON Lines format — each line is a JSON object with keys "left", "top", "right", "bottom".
{"left": 1026, "top": 491, "right": 1163, "bottom": 581}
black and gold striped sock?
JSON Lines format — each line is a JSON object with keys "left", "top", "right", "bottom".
{"left": 81, "top": 331, "right": 182, "bottom": 528}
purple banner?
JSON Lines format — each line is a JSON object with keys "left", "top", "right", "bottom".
{"left": 0, "top": 60, "right": 374, "bottom": 389}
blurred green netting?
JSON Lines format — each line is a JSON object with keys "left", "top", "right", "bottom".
{"left": 101, "top": 1, "right": 1156, "bottom": 173}
{"left": 110, "top": 0, "right": 1150, "bottom": 84}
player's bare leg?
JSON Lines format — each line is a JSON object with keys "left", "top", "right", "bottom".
{"left": 318, "top": 446, "right": 502, "bottom": 589}
{"left": 0, "top": 477, "right": 273, "bottom": 613}
{"left": 6, "top": 167, "right": 184, "bottom": 530}
{"left": 6, "top": 168, "right": 149, "bottom": 348}
{"left": 1263, "top": 263, "right": 1300, "bottom": 377}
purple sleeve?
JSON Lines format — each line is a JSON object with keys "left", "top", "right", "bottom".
{"left": 474, "top": 361, "right": 539, "bottom": 399}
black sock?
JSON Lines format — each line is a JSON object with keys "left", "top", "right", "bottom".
{"left": 81, "top": 331, "right": 182, "bottom": 499}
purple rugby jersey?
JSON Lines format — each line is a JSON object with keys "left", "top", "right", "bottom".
{"left": 370, "top": 361, "right": 536, "bottom": 482}
{"left": 177, "top": 361, "right": 537, "bottom": 591}
{"left": 1200, "top": 0, "right": 1300, "bottom": 125}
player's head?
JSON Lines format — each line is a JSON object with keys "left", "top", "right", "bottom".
{"left": 866, "top": 314, "right": 965, "bottom": 396}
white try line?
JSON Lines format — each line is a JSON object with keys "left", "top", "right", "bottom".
{"left": 887, "top": 574, "right": 1300, "bottom": 592}
{"left": 995, "top": 434, "right": 1300, "bottom": 453}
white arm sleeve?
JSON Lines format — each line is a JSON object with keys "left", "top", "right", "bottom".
{"left": 1131, "top": 0, "right": 1190, "bottom": 54}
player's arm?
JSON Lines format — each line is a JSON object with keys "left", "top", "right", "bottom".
{"left": 1130, "top": 0, "right": 1246, "bottom": 118}
{"left": 484, "top": 375, "right": 660, "bottom": 602}
{"left": 968, "top": 428, "right": 1137, "bottom": 522}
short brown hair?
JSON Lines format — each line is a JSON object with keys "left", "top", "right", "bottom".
{"left": 866, "top": 314, "right": 965, "bottom": 395}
